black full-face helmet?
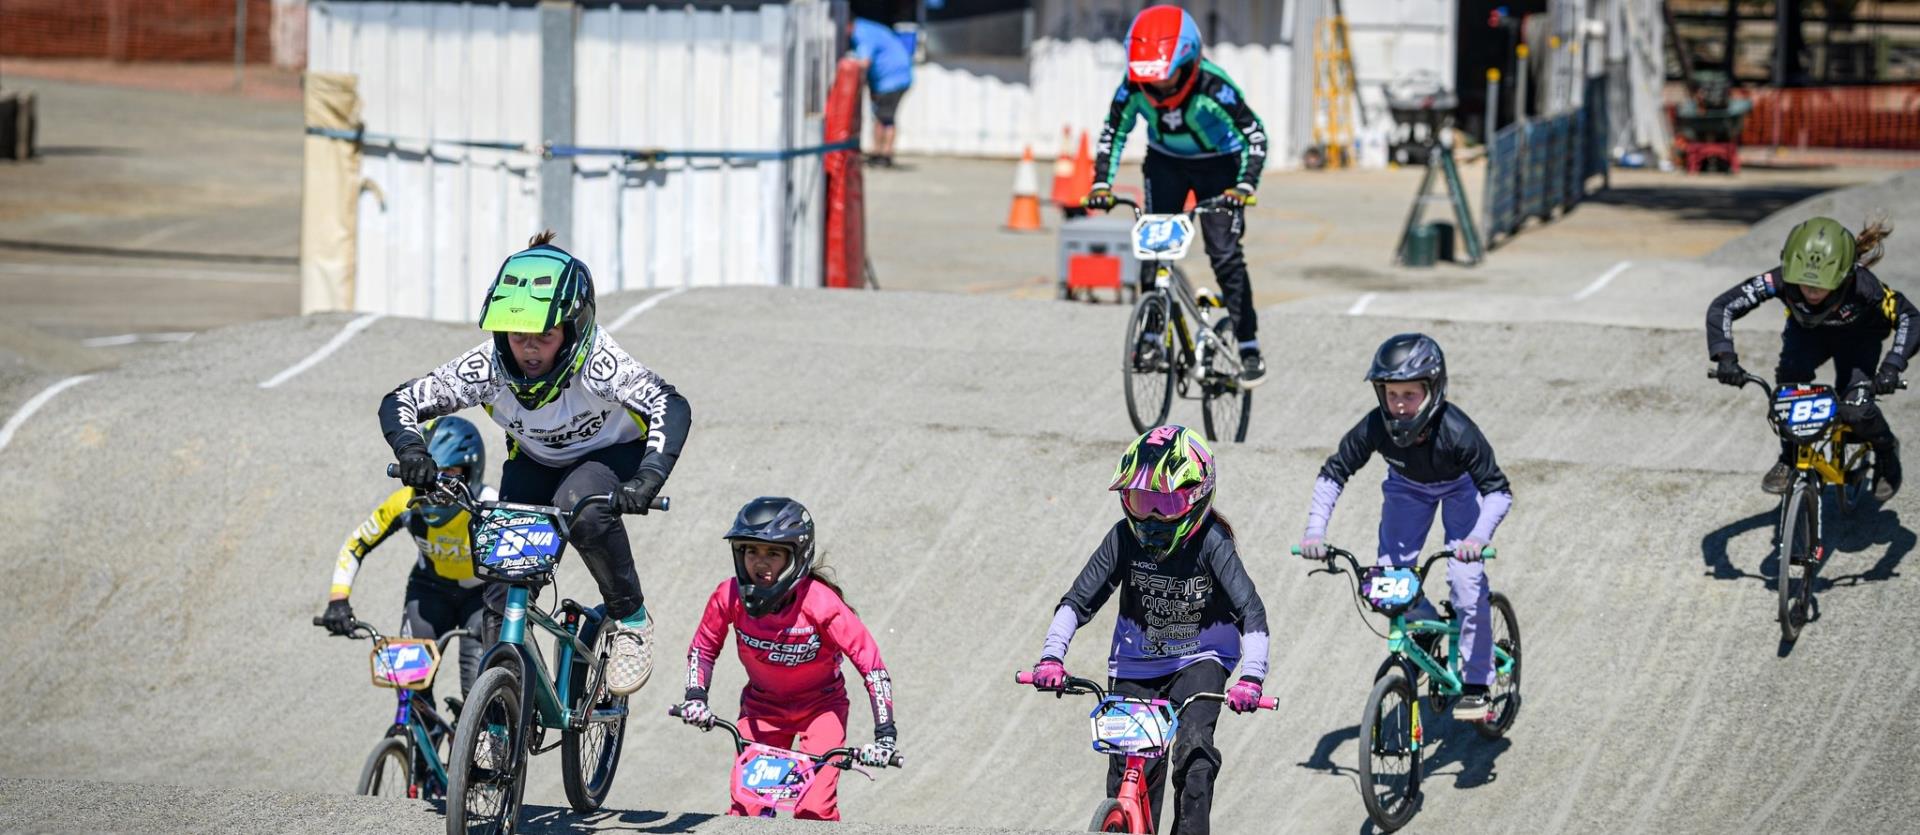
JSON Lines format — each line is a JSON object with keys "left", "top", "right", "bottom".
{"left": 1367, "top": 333, "right": 1447, "bottom": 447}
{"left": 724, "top": 497, "right": 816, "bottom": 617}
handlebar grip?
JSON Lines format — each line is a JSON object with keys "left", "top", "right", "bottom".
{"left": 1014, "top": 671, "right": 1035, "bottom": 685}
{"left": 652, "top": 496, "right": 670, "bottom": 512}
{"left": 385, "top": 463, "right": 399, "bottom": 478}
{"left": 311, "top": 616, "right": 326, "bottom": 627}
{"left": 1289, "top": 545, "right": 1301, "bottom": 556}
{"left": 1257, "top": 696, "right": 1278, "bottom": 711}
{"left": 1481, "top": 546, "right": 1497, "bottom": 560}
{"left": 667, "top": 705, "right": 684, "bottom": 718}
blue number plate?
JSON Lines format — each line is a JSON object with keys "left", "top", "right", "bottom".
{"left": 474, "top": 507, "right": 564, "bottom": 577}
{"left": 1131, "top": 215, "right": 1195, "bottom": 261}
{"left": 1364, "top": 567, "right": 1422, "bottom": 611}
{"left": 1773, "top": 386, "right": 1837, "bottom": 440}
{"left": 740, "top": 755, "right": 799, "bottom": 791}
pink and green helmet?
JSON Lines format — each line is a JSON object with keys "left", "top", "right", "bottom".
{"left": 1109, "top": 425, "right": 1216, "bottom": 557}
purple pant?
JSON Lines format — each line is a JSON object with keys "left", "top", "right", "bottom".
{"left": 1377, "top": 471, "right": 1494, "bottom": 687}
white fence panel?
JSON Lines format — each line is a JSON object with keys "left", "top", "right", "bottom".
{"left": 309, "top": 1, "right": 542, "bottom": 322}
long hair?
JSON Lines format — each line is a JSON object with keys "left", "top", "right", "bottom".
{"left": 1208, "top": 509, "right": 1236, "bottom": 541}
{"left": 1857, "top": 218, "right": 1892, "bottom": 269}
{"left": 807, "top": 561, "right": 856, "bottom": 614}
{"left": 528, "top": 229, "right": 558, "bottom": 247}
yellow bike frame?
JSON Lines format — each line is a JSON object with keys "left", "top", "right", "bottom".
{"left": 1794, "top": 421, "right": 1867, "bottom": 487}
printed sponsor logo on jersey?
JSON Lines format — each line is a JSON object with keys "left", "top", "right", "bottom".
{"left": 1160, "top": 108, "right": 1186, "bottom": 131}
{"left": 459, "top": 352, "right": 492, "bottom": 383}
{"left": 741, "top": 631, "right": 820, "bottom": 665}
{"left": 587, "top": 346, "right": 619, "bottom": 384}
{"left": 865, "top": 669, "right": 894, "bottom": 725}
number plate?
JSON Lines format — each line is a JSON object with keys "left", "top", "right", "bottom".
{"left": 1132, "top": 215, "right": 1196, "bottom": 261}
{"left": 1089, "top": 696, "right": 1177, "bottom": 757}
{"left": 1364, "top": 567, "right": 1422, "bottom": 614}
{"left": 472, "top": 505, "right": 566, "bottom": 579}
{"left": 368, "top": 638, "right": 440, "bottom": 691}
{"left": 1772, "top": 385, "right": 1838, "bottom": 441}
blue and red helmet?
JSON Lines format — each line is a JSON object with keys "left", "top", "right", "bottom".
{"left": 1127, "top": 5, "right": 1203, "bottom": 108}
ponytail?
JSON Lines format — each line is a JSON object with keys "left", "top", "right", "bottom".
{"left": 1857, "top": 217, "right": 1892, "bottom": 269}
{"left": 528, "top": 229, "right": 558, "bottom": 247}
{"left": 807, "top": 561, "right": 856, "bottom": 614}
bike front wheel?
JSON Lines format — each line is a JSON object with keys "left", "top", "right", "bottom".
{"left": 356, "top": 735, "right": 410, "bottom": 797}
{"left": 561, "top": 655, "right": 628, "bottom": 812}
{"left": 447, "top": 666, "right": 527, "bottom": 835}
{"left": 1358, "top": 671, "right": 1421, "bottom": 832}
{"left": 1088, "top": 798, "right": 1134, "bottom": 833}
{"left": 1778, "top": 481, "right": 1820, "bottom": 643}
{"left": 1123, "top": 291, "right": 1175, "bottom": 433}
{"left": 1200, "top": 317, "right": 1251, "bottom": 443}
{"left": 1474, "top": 592, "right": 1523, "bottom": 739}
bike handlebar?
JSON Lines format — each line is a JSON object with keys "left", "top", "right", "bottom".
{"left": 1293, "top": 544, "right": 1496, "bottom": 585}
{"left": 1013, "top": 671, "right": 1276, "bottom": 711}
{"left": 386, "top": 464, "right": 669, "bottom": 513}
{"left": 1709, "top": 368, "right": 1907, "bottom": 397}
{"left": 667, "top": 705, "right": 904, "bottom": 768}
{"left": 1098, "top": 193, "right": 1245, "bottom": 218}
{"left": 310, "top": 617, "right": 473, "bottom": 653}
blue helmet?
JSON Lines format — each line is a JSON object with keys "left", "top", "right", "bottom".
{"left": 724, "top": 497, "right": 816, "bottom": 617}
{"left": 418, "top": 416, "right": 484, "bottom": 525}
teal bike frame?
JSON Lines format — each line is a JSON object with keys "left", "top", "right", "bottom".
{"left": 486, "top": 584, "right": 611, "bottom": 733}
{"left": 1303, "top": 545, "right": 1515, "bottom": 703}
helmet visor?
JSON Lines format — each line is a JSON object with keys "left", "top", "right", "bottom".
{"left": 481, "top": 251, "right": 569, "bottom": 333}
{"left": 1122, "top": 486, "right": 1198, "bottom": 521}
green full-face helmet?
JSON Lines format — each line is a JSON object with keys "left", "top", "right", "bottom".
{"left": 478, "top": 244, "right": 598, "bottom": 408}
{"left": 1780, "top": 217, "right": 1857, "bottom": 326}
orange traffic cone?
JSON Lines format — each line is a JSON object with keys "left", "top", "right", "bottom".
{"left": 1050, "top": 125, "right": 1078, "bottom": 208}
{"left": 1071, "top": 130, "right": 1094, "bottom": 196}
{"left": 1005, "top": 145, "right": 1044, "bottom": 232}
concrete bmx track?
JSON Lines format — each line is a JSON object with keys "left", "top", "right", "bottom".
{"left": 4, "top": 174, "right": 1920, "bottom": 834}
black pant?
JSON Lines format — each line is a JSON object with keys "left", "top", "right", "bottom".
{"left": 500, "top": 442, "right": 648, "bottom": 621}
{"left": 401, "top": 572, "right": 489, "bottom": 698}
{"left": 1143, "top": 151, "right": 1256, "bottom": 348}
{"left": 1776, "top": 321, "right": 1896, "bottom": 459}
{"left": 1106, "top": 661, "right": 1228, "bottom": 835}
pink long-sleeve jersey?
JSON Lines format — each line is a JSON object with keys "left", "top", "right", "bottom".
{"left": 685, "top": 577, "right": 896, "bottom": 735}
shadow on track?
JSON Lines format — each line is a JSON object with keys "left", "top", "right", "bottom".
{"left": 1298, "top": 713, "right": 1512, "bottom": 831}
{"left": 1584, "top": 183, "right": 1839, "bottom": 226}
{"left": 517, "top": 805, "right": 718, "bottom": 834}
{"left": 1700, "top": 502, "right": 1911, "bottom": 656}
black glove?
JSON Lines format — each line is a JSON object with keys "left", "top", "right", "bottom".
{"left": 1713, "top": 354, "right": 1746, "bottom": 387}
{"left": 1840, "top": 384, "right": 1874, "bottom": 424}
{"left": 1874, "top": 364, "right": 1903, "bottom": 395}
{"left": 615, "top": 468, "right": 666, "bottom": 515}
{"left": 1082, "top": 185, "right": 1116, "bottom": 211}
{"left": 395, "top": 445, "right": 438, "bottom": 490}
{"left": 321, "top": 599, "right": 356, "bottom": 636}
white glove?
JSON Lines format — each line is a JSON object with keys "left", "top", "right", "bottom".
{"left": 676, "top": 699, "right": 713, "bottom": 729}
{"left": 856, "top": 737, "right": 898, "bottom": 768}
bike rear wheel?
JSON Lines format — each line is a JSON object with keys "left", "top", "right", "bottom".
{"left": 447, "top": 666, "right": 526, "bottom": 835}
{"left": 1088, "top": 798, "right": 1133, "bottom": 833}
{"left": 1200, "top": 317, "right": 1251, "bottom": 443}
{"left": 1837, "top": 442, "right": 1875, "bottom": 515}
{"left": 1358, "top": 671, "right": 1421, "bottom": 832}
{"left": 1778, "top": 482, "right": 1819, "bottom": 643}
{"left": 356, "top": 735, "right": 410, "bottom": 797}
{"left": 561, "top": 655, "right": 628, "bottom": 812}
{"left": 1474, "top": 593, "right": 1523, "bottom": 739}
{"left": 1123, "top": 291, "right": 1175, "bottom": 433}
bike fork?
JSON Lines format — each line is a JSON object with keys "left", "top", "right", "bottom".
{"left": 1118, "top": 756, "right": 1153, "bottom": 834}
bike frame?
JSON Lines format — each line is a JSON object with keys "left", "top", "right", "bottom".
{"left": 1117, "top": 197, "right": 1242, "bottom": 384}
{"left": 389, "top": 686, "right": 457, "bottom": 796}
{"left": 486, "top": 588, "right": 611, "bottom": 732}
{"left": 1313, "top": 549, "right": 1515, "bottom": 704}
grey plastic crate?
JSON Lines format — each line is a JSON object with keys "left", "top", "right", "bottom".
{"left": 1058, "top": 215, "right": 1142, "bottom": 300}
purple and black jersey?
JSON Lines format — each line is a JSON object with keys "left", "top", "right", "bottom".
{"left": 1044, "top": 515, "right": 1269, "bottom": 682}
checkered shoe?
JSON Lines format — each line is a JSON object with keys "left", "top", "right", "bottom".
{"left": 602, "top": 615, "right": 654, "bottom": 696}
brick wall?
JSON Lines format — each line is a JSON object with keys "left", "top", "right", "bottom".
{"left": 1, "top": 0, "right": 276, "bottom": 63}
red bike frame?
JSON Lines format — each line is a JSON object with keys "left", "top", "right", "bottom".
{"left": 1017, "top": 670, "right": 1274, "bottom": 834}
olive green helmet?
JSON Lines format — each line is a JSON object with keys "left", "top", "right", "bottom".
{"left": 1781, "top": 217, "right": 1857, "bottom": 292}
{"left": 478, "top": 244, "right": 598, "bottom": 409}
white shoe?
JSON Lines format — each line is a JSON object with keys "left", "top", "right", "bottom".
{"left": 602, "top": 616, "right": 653, "bottom": 696}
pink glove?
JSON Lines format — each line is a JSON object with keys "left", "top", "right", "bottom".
{"left": 1032, "top": 658, "right": 1067, "bottom": 690}
{"left": 1226, "top": 678, "right": 1264, "bottom": 714}
{"left": 1452, "top": 539, "right": 1487, "bottom": 562}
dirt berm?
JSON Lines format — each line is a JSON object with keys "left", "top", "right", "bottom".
{"left": 2, "top": 260, "right": 1917, "bottom": 830}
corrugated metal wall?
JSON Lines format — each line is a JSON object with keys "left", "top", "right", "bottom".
{"left": 307, "top": 1, "right": 834, "bottom": 322}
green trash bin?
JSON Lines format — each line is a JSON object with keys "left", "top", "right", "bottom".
{"left": 1402, "top": 223, "right": 1438, "bottom": 268}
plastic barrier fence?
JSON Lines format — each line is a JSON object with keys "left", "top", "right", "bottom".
{"left": 1483, "top": 76, "right": 1610, "bottom": 249}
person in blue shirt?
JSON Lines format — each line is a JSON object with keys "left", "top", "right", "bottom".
{"left": 850, "top": 17, "right": 913, "bottom": 167}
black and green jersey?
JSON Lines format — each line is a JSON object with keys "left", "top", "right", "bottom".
{"left": 1093, "top": 59, "right": 1268, "bottom": 190}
